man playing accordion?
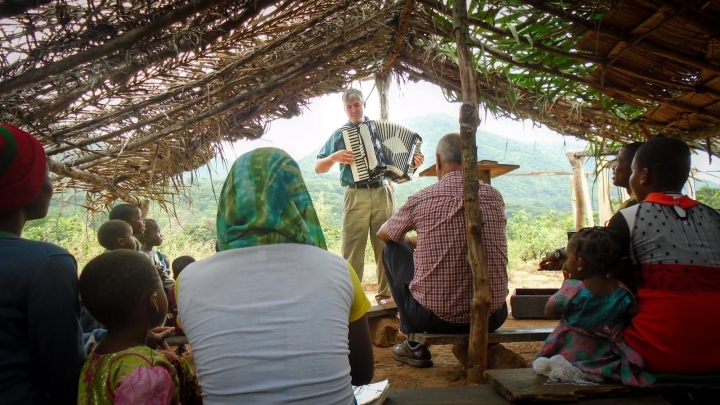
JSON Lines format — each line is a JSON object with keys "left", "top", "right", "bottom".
{"left": 316, "top": 88, "right": 423, "bottom": 304}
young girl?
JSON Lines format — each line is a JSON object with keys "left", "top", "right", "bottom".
{"left": 537, "top": 227, "right": 654, "bottom": 387}
{"left": 77, "top": 250, "right": 202, "bottom": 404}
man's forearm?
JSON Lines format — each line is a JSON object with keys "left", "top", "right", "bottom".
{"left": 315, "top": 156, "right": 335, "bottom": 173}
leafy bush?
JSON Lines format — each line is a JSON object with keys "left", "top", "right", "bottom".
{"left": 506, "top": 210, "right": 573, "bottom": 268}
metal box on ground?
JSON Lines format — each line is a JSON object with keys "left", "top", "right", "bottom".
{"left": 510, "top": 288, "right": 557, "bottom": 319}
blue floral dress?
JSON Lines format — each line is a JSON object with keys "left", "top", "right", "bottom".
{"left": 537, "top": 279, "right": 655, "bottom": 387}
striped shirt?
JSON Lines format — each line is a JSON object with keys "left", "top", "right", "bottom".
{"left": 385, "top": 171, "right": 508, "bottom": 323}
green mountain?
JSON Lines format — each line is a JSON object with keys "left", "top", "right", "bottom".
{"left": 299, "top": 113, "right": 590, "bottom": 227}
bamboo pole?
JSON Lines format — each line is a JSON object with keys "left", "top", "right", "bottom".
{"left": 452, "top": 0, "right": 490, "bottom": 385}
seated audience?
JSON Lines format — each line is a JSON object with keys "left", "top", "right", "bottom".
{"left": 97, "top": 219, "right": 136, "bottom": 251}
{"left": 539, "top": 142, "right": 644, "bottom": 271}
{"left": 538, "top": 227, "right": 654, "bottom": 387}
{"left": 177, "top": 148, "right": 373, "bottom": 404}
{"left": 377, "top": 133, "right": 509, "bottom": 368}
{"left": 166, "top": 256, "right": 196, "bottom": 335}
{"left": 77, "top": 250, "right": 202, "bottom": 404}
{"left": 0, "top": 123, "right": 84, "bottom": 405}
{"left": 608, "top": 137, "right": 720, "bottom": 374}
{"left": 140, "top": 218, "right": 173, "bottom": 288}
{"left": 108, "top": 203, "right": 145, "bottom": 251}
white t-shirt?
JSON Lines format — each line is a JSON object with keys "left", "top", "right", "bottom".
{"left": 177, "top": 243, "right": 366, "bottom": 405}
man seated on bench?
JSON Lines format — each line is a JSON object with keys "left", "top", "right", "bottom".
{"left": 377, "top": 133, "right": 509, "bottom": 368}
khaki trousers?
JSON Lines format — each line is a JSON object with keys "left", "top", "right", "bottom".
{"left": 342, "top": 184, "right": 395, "bottom": 301}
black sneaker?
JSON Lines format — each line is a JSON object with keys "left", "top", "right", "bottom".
{"left": 392, "top": 339, "right": 433, "bottom": 368}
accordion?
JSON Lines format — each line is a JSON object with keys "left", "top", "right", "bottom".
{"left": 341, "top": 120, "right": 422, "bottom": 184}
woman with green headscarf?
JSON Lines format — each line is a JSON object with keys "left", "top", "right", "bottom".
{"left": 176, "top": 148, "right": 373, "bottom": 404}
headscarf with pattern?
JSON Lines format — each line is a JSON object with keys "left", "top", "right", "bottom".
{"left": 216, "top": 147, "right": 326, "bottom": 251}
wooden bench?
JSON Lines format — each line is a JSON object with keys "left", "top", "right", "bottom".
{"left": 407, "top": 327, "right": 553, "bottom": 345}
{"left": 485, "top": 368, "right": 720, "bottom": 403}
{"left": 366, "top": 304, "right": 398, "bottom": 318}
{"left": 384, "top": 385, "right": 670, "bottom": 404}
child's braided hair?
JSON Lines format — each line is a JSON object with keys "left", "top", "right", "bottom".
{"left": 568, "top": 227, "right": 622, "bottom": 277}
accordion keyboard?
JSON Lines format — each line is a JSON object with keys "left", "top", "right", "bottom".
{"left": 341, "top": 125, "right": 382, "bottom": 183}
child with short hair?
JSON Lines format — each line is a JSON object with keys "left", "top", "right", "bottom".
{"left": 537, "top": 227, "right": 654, "bottom": 387}
{"left": 172, "top": 256, "right": 196, "bottom": 280}
{"left": 109, "top": 203, "right": 145, "bottom": 250}
{"left": 166, "top": 256, "right": 196, "bottom": 336}
{"left": 77, "top": 250, "right": 202, "bottom": 404}
{"left": 140, "top": 218, "right": 171, "bottom": 283}
{"left": 97, "top": 220, "right": 136, "bottom": 251}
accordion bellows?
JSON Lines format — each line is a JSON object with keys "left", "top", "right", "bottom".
{"left": 341, "top": 120, "right": 422, "bottom": 184}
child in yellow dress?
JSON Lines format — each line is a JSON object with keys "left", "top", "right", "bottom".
{"left": 77, "top": 250, "right": 201, "bottom": 404}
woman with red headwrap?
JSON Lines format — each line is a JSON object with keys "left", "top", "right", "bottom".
{"left": 0, "top": 123, "right": 84, "bottom": 405}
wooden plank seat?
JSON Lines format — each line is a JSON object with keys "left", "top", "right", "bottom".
{"left": 384, "top": 385, "right": 670, "bottom": 405}
{"left": 485, "top": 368, "right": 720, "bottom": 403}
{"left": 366, "top": 304, "right": 399, "bottom": 318}
{"left": 407, "top": 327, "right": 553, "bottom": 345}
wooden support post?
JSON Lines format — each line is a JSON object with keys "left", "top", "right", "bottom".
{"left": 597, "top": 157, "right": 614, "bottom": 224}
{"left": 376, "top": 72, "right": 391, "bottom": 121}
{"left": 567, "top": 152, "right": 587, "bottom": 231}
{"left": 452, "top": 0, "right": 490, "bottom": 385}
{"left": 581, "top": 170, "right": 594, "bottom": 228}
{"left": 478, "top": 170, "right": 491, "bottom": 185}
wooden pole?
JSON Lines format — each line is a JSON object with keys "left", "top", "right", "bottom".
{"left": 376, "top": 72, "right": 391, "bottom": 121}
{"left": 581, "top": 170, "right": 594, "bottom": 228}
{"left": 567, "top": 152, "right": 586, "bottom": 230}
{"left": 597, "top": 158, "right": 614, "bottom": 224}
{"left": 452, "top": 0, "right": 490, "bottom": 385}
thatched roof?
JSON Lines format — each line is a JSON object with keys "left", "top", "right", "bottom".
{"left": 1, "top": 0, "right": 719, "bottom": 208}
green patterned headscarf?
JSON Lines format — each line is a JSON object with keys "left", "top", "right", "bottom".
{"left": 217, "top": 147, "right": 326, "bottom": 251}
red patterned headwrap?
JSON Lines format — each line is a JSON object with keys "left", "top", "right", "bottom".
{"left": 0, "top": 123, "right": 47, "bottom": 213}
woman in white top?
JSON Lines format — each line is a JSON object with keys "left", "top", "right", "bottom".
{"left": 176, "top": 147, "right": 373, "bottom": 405}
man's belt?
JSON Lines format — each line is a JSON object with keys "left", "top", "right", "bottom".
{"left": 346, "top": 180, "right": 387, "bottom": 189}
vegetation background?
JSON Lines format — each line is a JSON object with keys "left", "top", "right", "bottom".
{"left": 26, "top": 113, "right": 720, "bottom": 282}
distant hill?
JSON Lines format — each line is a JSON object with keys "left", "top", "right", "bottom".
{"left": 298, "top": 113, "right": 593, "bottom": 227}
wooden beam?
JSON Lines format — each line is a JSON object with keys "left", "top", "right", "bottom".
{"left": 379, "top": 0, "right": 415, "bottom": 74}
{"left": 0, "top": 0, "right": 229, "bottom": 95}
{"left": 452, "top": 0, "right": 489, "bottom": 385}
{"left": 47, "top": 158, "right": 139, "bottom": 205}
{"left": 603, "top": 3, "right": 676, "bottom": 70}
